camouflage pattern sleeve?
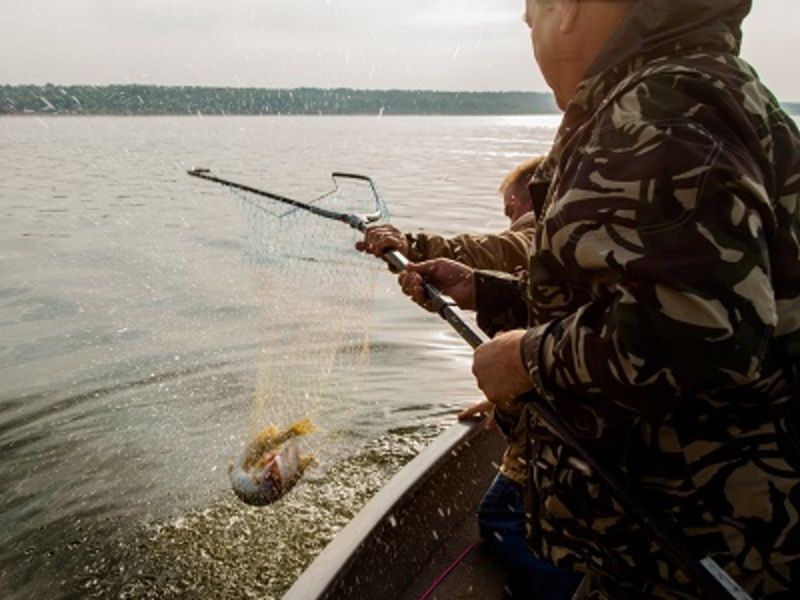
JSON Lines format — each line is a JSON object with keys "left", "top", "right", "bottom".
{"left": 522, "top": 84, "right": 778, "bottom": 417}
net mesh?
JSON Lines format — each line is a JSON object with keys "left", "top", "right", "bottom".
{"left": 228, "top": 175, "right": 389, "bottom": 433}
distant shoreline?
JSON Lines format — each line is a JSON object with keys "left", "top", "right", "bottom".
{"left": 3, "top": 84, "right": 798, "bottom": 117}
{"left": 0, "top": 112, "right": 566, "bottom": 118}
{"left": 0, "top": 84, "right": 560, "bottom": 117}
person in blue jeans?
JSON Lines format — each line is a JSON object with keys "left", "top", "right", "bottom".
{"left": 478, "top": 471, "right": 582, "bottom": 599}
{"left": 460, "top": 402, "right": 581, "bottom": 599}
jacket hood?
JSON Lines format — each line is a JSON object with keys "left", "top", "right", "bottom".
{"left": 534, "top": 0, "right": 754, "bottom": 197}
{"left": 587, "top": 0, "right": 752, "bottom": 80}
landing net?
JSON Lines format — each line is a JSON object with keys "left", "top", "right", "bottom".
{"left": 229, "top": 175, "right": 390, "bottom": 433}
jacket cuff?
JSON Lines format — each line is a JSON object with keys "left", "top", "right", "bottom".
{"left": 492, "top": 406, "right": 520, "bottom": 439}
{"left": 521, "top": 322, "right": 554, "bottom": 399}
{"left": 474, "top": 270, "right": 528, "bottom": 337}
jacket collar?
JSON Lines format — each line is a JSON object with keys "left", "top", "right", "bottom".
{"left": 536, "top": 0, "right": 752, "bottom": 186}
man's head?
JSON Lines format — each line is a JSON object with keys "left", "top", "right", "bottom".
{"left": 500, "top": 156, "right": 542, "bottom": 223}
{"left": 523, "top": 0, "right": 633, "bottom": 109}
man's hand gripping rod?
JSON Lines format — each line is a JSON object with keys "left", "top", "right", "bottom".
{"left": 379, "top": 250, "right": 485, "bottom": 349}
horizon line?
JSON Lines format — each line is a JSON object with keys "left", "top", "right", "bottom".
{"left": 1, "top": 82, "right": 552, "bottom": 95}
{"left": 3, "top": 82, "right": 798, "bottom": 108}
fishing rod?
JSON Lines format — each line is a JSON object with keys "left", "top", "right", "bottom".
{"left": 187, "top": 168, "right": 750, "bottom": 599}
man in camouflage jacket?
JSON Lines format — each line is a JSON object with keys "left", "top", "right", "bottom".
{"left": 400, "top": 0, "right": 800, "bottom": 596}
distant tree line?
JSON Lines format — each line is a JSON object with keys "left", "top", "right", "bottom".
{"left": 0, "top": 84, "right": 560, "bottom": 116}
{"left": 784, "top": 102, "right": 800, "bottom": 115}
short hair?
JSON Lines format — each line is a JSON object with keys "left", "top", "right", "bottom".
{"left": 499, "top": 155, "right": 545, "bottom": 193}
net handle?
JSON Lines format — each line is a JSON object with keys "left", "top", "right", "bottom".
{"left": 188, "top": 168, "right": 378, "bottom": 227}
{"left": 187, "top": 167, "right": 480, "bottom": 344}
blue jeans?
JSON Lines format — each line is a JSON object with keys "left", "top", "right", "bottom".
{"left": 478, "top": 473, "right": 582, "bottom": 599}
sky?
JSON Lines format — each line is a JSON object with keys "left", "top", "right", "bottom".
{"left": 1, "top": 0, "right": 798, "bottom": 101}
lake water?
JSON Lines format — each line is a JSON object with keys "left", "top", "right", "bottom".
{"left": 0, "top": 114, "right": 559, "bottom": 599}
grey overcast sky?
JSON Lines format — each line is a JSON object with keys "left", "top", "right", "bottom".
{"left": 1, "top": 1, "right": 797, "bottom": 100}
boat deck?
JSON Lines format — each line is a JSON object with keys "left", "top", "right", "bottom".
{"left": 284, "top": 420, "right": 509, "bottom": 600}
{"left": 400, "top": 511, "right": 507, "bottom": 599}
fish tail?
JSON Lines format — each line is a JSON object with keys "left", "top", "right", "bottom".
{"left": 254, "top": 424, "right": 280, "bottom": 445}
{"left": 288, "top": 417, "right": 316, "bottom": 436}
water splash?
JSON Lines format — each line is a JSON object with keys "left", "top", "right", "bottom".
{"left": 76, "top": 426, "right": 443, "bottom": 599}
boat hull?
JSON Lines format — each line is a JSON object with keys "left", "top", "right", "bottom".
{"left": 285, "top": 420, "right": 505, "bottom": 599}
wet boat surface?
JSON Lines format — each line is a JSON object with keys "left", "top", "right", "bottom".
{"left": 285, "top": 419, "right": 507, "bottom": 599}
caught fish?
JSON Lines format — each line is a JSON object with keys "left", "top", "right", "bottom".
{"left": 228, "top": 417, "right": 315, "bottom": 506}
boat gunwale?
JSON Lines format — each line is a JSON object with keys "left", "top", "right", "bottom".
{"left": 283, "top": 418, "right": 488, "bottom": 599}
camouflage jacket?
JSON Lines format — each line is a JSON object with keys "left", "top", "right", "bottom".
{"left": 475, "top": 0, "right": 800, "bottom": 596}
{"left": 405, "top": 211, "right": 535, "bottom": 273}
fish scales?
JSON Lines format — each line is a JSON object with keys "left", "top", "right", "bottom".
{"left": 228, "top": 418, "right": 315, "bottom": 506}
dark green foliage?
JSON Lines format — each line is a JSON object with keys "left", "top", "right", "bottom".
{"left": 0, "top": 84, "right": 558, "bottom": 116}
